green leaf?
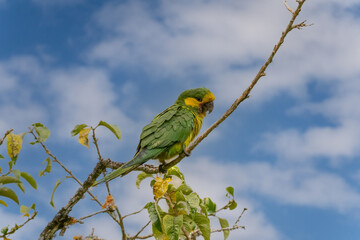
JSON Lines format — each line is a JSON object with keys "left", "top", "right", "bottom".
{"left": 50, "top": 178, "right": 66, "bottom": 208}
{"left": 8, "top": 160, "right": 13, "bottom": 171}
{"left": 12, "top": 169, "right": 21, "bottom": 179}
{"left": 21, "top": 172, "right": 37, "bottom": 189}
{"left": 165, "top": 166, "right": 185, "bottom": 182}
{"left": 203, "top": 197, "right": 217, "bottom": 215}
{"left": 1, "top": 226, "right": 8, "bottom": 235}
{"left": 0, "top": 154, "right": 4, "bottom": 159}
{"left": 218, "top": 217, "right": 230, "bottom": 240}
{"left": 150, "top": 179, "right": 156, "bottom": 187}
{"left": 136, "top": 172, "right": 153, "bottom": 189}
{"left": 0, "top": 176, "right": 22, "bottom": 185}
{"left": 194, "top": 213, "right": 210, "bottom": 240}
{"left": 0, "top": 199, "right": 8, "bottom": 207}
{"left": 17, "top": 183, "right": 25, "bottom": 193}
{"left": 182, "top": 215, "right": 196, "bottom": 233}
{"left": 163, "top": 215, "right": 183, "bottom": 240}
{"left": 175, "top": 201, "right": 189, "bottom": 215}
{"left": 0, "top": 186, "right": 19, "bottom": 204}
{"left": 175, "top": 191, "right": 186, "bottom": 203}
{"left": 32, "top": 123, "right": 50, "bottom": 142}
{"left": 226, "top": 186, "right": 234, "bottom": 198}
{"left": 39, "top": 157, "right": 52, "bottom": 177}
{"left": 184, "top": 192, "right": 200, "bottom": 209}
{"left": 71, "top": 124, "right": 88, "bottom": 136}
{"left": 177, "top": 184, "right": 193, "bottom": 195}
{"left": 97, "top": 121, "right": 122, "bottom": 140}
{"left": 145, "top": 202, "right": 163, "bottom": 234}
{"left": 229, "top": 200, "right": 237, "bottom": 210}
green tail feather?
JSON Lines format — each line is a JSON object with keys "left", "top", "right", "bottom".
{"left": 93, "top": 165, "right": 134, "bottom": 186}
{"left": 93, "top": 148, "right": 162, "bottom": 186}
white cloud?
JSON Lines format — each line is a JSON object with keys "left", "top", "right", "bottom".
{"left": 89, "top": 0, "right": 286, "bottom": 76}
{"left": 88, "top": 0, "right": 360, "bottom": 110}
{"left": 182, "top": 158, "right": 360, "bottom": 212}
{"left": 49, "top": 67, "right": 135, "bottom": 138}
{"left": 258, "top": 121, "right": 360, "bottom": 162}
{"left": 0, "top": 56, "right": 48, "bottom": 133}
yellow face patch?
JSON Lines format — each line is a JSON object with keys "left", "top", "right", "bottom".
{"left": 184, "top": 91, "right": 215, "bottom": 108}
{"left": 184, "top": 97, "right": 201, "bottom": 108}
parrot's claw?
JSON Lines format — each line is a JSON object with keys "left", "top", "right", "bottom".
{"left": 159, "top": 164, "right": 167, "bottom": 173}
{"left": 183, "top": 149, "right": 191, "bottom": 157}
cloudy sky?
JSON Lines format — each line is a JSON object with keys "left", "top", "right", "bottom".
{"left": 1, "top": 0, "right": 360, "bottom": 239}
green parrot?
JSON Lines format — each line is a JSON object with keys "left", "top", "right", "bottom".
{"left": 95, "top": 87, "right": 215, "bottom": 185}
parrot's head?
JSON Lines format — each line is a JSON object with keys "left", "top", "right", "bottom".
{"left": 176, "top": 87, "right": 215, "bottom": 116}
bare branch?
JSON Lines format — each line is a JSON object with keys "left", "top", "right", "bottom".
{"left": 0, "top": 128, "right": 13, "bottom": 145}
{"left": 39, "top": 159, "right": 110, "bottom": 239}
{"left": 129, "top": 221, "right": 151, "bottom": 240}
{"left": 77, "top": 209, "right": 109, "bottom": 222}
{"left": 0, "top": 211, "right": 37, "bottom": 238}
{"left": 234, "top": 208, "right": 248, "bottom": 226}
{"left": 284, "top": 0, "right": 295, "bottom": 14}
{"left": 122, "top": 207, "right": 145, "bottom": 219}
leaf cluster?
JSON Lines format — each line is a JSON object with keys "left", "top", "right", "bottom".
{"left": 137, "top": 167, "right": 238, "bottom": 240}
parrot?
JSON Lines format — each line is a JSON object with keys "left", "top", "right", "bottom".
{"left": 94, "top": 87, "right": 215, "bottom": 185}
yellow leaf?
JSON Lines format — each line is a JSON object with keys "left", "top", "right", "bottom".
{"left": 6, "top": 133, "right": 23, "bottom": 159}
{"left": 78, "top": 128, "right": 91, "bottom": 148}
{"left": 22, "top": 213, "right": 29, "bottom": 217}
{"left": 153, "top": 177, "right": 171, "bottom": 199}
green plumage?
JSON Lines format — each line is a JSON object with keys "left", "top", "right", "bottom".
{"left": 94, "top": 87, "right": 214, "bottom": 185}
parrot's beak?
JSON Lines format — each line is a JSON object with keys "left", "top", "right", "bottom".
{"left": 202, "top": 101, "right": 214, "bottom": 114}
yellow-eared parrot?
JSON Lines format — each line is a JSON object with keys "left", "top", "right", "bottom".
{"left": 95, "top": 87, "right": 215, "bottom": 185}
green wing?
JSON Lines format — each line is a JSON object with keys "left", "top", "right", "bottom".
{"left": 94, "top": 105, "right": 195, "bottom": 185}
{"left": 138, "top": 105, "right": 194, "bottom": 151}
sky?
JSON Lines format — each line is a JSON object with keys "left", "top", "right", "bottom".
{"left": 1, "top": 0, "right": 360, "bottom": 239}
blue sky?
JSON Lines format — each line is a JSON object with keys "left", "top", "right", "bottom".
{"left": 1, "top": 0, "right": 360, "bottom": 239}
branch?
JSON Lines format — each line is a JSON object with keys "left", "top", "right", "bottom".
{"left": 107, "top": 0, "right": 309, "bottom": 174}
{"left": 39, "top": 159, "right": 110, "bottom": 240}
{"left": 129, "top": 221, "right": 151, "bottom": 240}
{"left": 0, "top": 128, "right": 13, "bottom": 145}
{"left": 77, "top": 209, "right": 109, "bottom": 222}
{"left": 190, "top": 208, "right": 247, "bottom": 239}
{"left": 0, "top": 211, "right": 37, "bottom": 238}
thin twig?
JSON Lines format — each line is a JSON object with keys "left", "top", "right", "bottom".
{"left": 133, "top": 233, "right": 153, "bottom": 239}
{"left": 215, "top": 200, "right": 235, "bottom": 213}
{"left": 284, "top": 0, "right": 295, "bottom": 14}
{"left": 129, "top": 221, "right": 151, "bottom": 240}
{"left": 114, "top": 207, "right": 127, "bottom": 240}
{"left": 0, "top": 211, "right": 38, "bottom": 238}
{"left": 122, "top": 207, "right": 145, "bottom": 219}
{"left": 0, "top": 128, "right": 13, "bottom": 145}
{"left": 211, "top": 224, "right": 246, "bottom": 233}
{"left": 92, "top": 128, "right": 116, "bottom": 215}
{"left": 234, "top": 208, "right": 248, "bottom": 226}
{"left": 77, "top": 209, "right": 109, "bottom": 222}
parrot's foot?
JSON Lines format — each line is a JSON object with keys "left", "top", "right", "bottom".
{"left": 159, "top": 164, "right": 167, "bottom": 173}
{"left": 183, "top": 149, "right": 191, "bottom": 157}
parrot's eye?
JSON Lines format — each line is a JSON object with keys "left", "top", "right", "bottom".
{"left": 195, "top": 97, "right": 202, "bottom": 102}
